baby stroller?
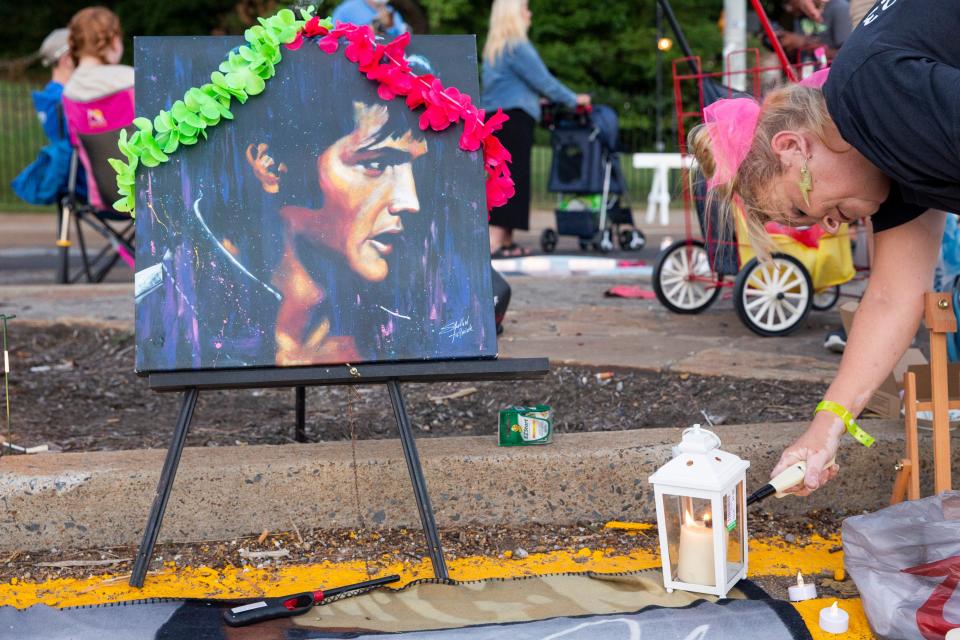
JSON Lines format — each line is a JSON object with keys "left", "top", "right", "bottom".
{"left": 539, "top": 104, "right": 645, "bottom": 253}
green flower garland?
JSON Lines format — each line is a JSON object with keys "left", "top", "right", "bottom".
{"left": 111, "top": 8, "right": 328, "bottom": 216}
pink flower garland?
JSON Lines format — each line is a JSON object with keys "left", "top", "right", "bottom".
{"left": 286, "top": 19, "right": 515, "bottom": 211}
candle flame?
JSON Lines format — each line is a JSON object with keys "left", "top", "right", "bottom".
{"left": 683, "top": 506, "right": 694, "bottom": 526}
{"left": 797, "top": 571, "right": 804, "bottom": 586}
{"left": 831, "top": 601, "right": 839, "bottom": 617}
{"left": 703, "top": 511, "right": 712, "bottom": 525}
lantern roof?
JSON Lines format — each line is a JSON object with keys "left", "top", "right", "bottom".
{"left": 649, "top": 425, "right": 749, "bottom": 491}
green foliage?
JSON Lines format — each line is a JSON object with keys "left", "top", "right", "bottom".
{"left": 110, "top": 7, "right": 324, "bottom": 216}
{"left": 418, "top": 0, "right": 724, "bottom": 152}
{"left": 419, "top": 0, "right": 477, "bottom": 34}
{"left": 4, "top": 1, "right": 725, "bottom": 152}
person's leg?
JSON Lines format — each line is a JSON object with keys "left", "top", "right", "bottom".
{"left": 488, "top": 109, "right": 534, "bottom": 255}
{"left": 489, "top": 225, "right": 512, "bottom": 254}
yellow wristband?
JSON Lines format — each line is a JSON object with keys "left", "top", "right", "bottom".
{"left": 815, "top": 400, "right": 875, "bottom": 447}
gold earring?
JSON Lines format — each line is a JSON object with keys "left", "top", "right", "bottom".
{"left": 798, "top": 158, "right": 813, "bottom": 208}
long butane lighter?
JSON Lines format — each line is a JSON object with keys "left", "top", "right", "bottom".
{"left": 747, "top": 457, "right": 836, "bottom": 505}
{"left": 223, "top": 574, "right": 400, "bottom": 627}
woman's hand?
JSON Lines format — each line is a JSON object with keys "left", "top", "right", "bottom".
{"left": 770, "top": 410, "right": 844, "bottom": 496}
{"left": 575, "top": 93, "right": 591, "bottom": 106}
{"left": 769, "top": 211, "right": 944, "bottom": 498}
{"left": 796, "top": 0, "right": 828, "bottom": 22}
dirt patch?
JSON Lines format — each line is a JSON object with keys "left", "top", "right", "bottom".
{"left": 1, "top": 324, "right": 828, "bottom": 452}
{"left": 0, "top": 509, "right": 851, "bottom": 587}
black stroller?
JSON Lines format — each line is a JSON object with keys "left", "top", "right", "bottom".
{"left": 539, "top": 104, "right": 645, "bottom": 253}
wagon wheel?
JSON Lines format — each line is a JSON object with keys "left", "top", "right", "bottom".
{"left": 653, "top": 239, "right": 723, "bottom": 314}
{"left": 811, "top": 285, "right": 841, "bottom": 311}
{"left": 593, "top": 229, "right": 614, "bottom": 253}
{"left": 540, "top": 228, "right": 558, "bottom": 253}
{"left": 619, "top": 228, "right": 646, "bottom": 251}
{"left": 734, "top": 253, "right": 812, "bottom": 337}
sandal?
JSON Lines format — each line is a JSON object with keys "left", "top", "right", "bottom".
{"left": 491, "top": 244, "right": 532, "bottom": 259}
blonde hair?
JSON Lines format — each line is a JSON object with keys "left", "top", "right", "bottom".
{"left": 482, "top": 0, "right": 530, "bottom": 65}
{"left": 687, "top": 83, "right": 832, "bottom": 256}
{"left": 68, "top": 6, "right": 122, "bottom": 65}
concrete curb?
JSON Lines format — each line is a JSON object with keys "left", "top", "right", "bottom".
{"left": 0, "top": 419, "right": 922, "bottom": 552}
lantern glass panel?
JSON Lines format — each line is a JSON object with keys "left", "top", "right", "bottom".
{"left": 725, "top": 480, "right": 745, "bottom": 584}
{"left": 664, "top": 494, "right": 716, "bottom": 586}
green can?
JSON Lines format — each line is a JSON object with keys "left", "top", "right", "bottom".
{"left": 498, "top": 405, "right": 553, "bottom": 446}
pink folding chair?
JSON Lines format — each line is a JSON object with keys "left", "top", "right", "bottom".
{"left": 58, "top": 87, "right": 136, "bottom": 283}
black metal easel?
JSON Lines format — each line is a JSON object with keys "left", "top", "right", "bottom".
{"left": 129, "top": 357, "right": 548, "bottom": 587}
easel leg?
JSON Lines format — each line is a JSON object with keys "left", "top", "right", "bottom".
{"left": 130, "top": 387, "right": 199, "bottom": 587}
{"left": 929, "top": 330, "right": 953, "bottom": 493}
{"left": 387, "top": 380, "right": 449, "bottom": 580}
{"left": 890, "top": 460, "right": 911, "bottom": 505}
{"left": 295, "top": 386, "right": 307, "bottom": 443}
{"left": 904, "top": 372, "right": 921, "bottom": 500}
{"left": 924, "top": 292, "right": 955, "bottom": 493}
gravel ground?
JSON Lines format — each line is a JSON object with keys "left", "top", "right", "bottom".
{"left": 3, "top": 324, "right": 827, "bottom": 452}
{"left": 1, "top": 509, "right": 853, "bottom": 597}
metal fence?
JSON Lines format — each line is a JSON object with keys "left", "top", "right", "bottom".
{"left": 0, "top": 79, "right": 681, "bottom": 213}
{"left": 0, "top": 80, "right": 51, "bottom": 212}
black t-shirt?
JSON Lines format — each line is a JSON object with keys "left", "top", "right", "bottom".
{"left": 823, "top": 0, "right": 960, "bottom": 232}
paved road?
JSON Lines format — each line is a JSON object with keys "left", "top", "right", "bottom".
{"left": 0, "top": 210, "right": 847, "bottom": 383}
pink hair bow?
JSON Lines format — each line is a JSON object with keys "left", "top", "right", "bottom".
{"left": 701, "top": 68, "right": 829, "bottom": 190}
{"left": 702, "top": 98, "right": 760, "bottom": 190}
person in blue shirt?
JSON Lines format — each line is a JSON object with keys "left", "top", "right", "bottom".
{"left": 480, "top": 0, "right": 589, "bottom": 257}
{"left": 332, "top": 0, "right": 407, "bottom": 36}
{"left": 12, "top": 28, "right": 87, "bottom": 205}
{"left": 34, "top": 29, "right": 74, "bottom": 141}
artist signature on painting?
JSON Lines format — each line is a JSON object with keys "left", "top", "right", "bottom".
{"left": 440, "top": 318, "right": 473, "bottom": 342}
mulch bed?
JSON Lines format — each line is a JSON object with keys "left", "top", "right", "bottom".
{"left": 3, "top": 324, "right": 827, "bottom": 452}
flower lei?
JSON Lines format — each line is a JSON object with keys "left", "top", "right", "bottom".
{"left": 111, "top": 8, "right": 514, "bottom": 217}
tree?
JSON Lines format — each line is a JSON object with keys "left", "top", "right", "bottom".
{"left": 0, "top": 0, "right": 726, "bottom": 150}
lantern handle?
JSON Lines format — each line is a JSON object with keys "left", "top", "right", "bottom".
{"left": 679, "top": 424, "right": 722, "bottom": 451}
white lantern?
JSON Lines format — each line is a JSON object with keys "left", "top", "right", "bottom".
{"left": 648, "top": 424, "right": 750, "bottom": 598}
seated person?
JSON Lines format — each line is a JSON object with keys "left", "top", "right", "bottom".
{"left": 333, "top": 0, "right": 408, "bottom": 36}
{"left": 34, "top": 29, "right": 74, "bottom": 142}
{"left": 61, "top": 6, "right": 134, "bottom": 210}
{"left": 12, "top": 28, "right": 87, "bottom": 205}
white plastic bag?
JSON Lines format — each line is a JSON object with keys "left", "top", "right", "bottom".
{"left": 843, "top": 491, "right": 960, "bottom": 639}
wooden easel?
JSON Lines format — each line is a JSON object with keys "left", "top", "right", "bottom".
{"left": 891, "top": 292, "right": 956, "bottom": 504}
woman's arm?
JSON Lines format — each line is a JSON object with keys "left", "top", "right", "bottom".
{"left": 508, "top": 42, "right": 579, "bottom": 107}
{"left": 771, "top": 208, "right": 946, "bottom": 494}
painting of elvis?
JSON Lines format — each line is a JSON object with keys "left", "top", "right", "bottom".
{"left": 134, "top": 38, "right": 496, "bottom": 372}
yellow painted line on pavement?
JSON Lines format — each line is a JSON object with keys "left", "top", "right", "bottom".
{"left": 603, "top": 521, "right": 657, "bottom": 531}
{"left": 0, "top": 548, "right": 657, "bottom": 609}
{"left": 749, "top": 534, "right": 844, "bottom": 576}
{"left": 0, "top": 534, "right": 850, "bottom": 618}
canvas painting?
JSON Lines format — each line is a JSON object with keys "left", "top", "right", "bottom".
{"left": 133, "top": 35, "right": 497, "bottom": 373}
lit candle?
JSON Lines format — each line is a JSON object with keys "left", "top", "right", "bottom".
{"left": 677, "top": 511, "right": 716, "bottom": 585}
{"left": 818, "top": 601, "right": 849, "bottom": 634}
{"left": 788, "top": 571, "right": 818, "bottom": 602}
